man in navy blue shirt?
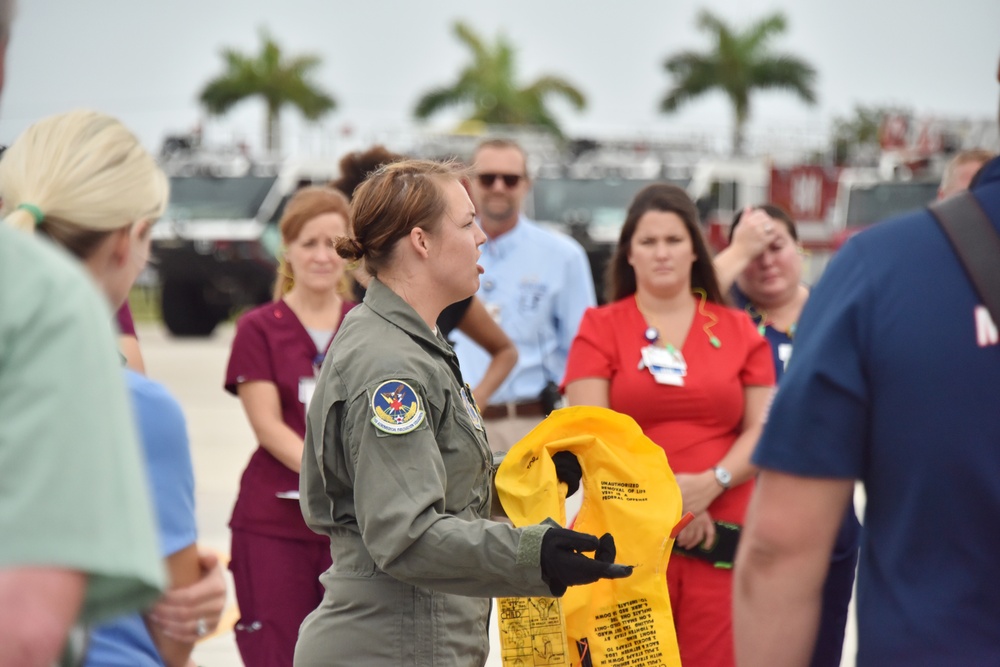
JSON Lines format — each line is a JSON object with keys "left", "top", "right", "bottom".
{"left": 734, "top": 59, "right": 1000, "bottom": 666}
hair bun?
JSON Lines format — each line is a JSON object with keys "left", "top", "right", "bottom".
{"left": 336, "top": 236, "right": 365, "bottom": 261}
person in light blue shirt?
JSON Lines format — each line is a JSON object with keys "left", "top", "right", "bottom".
{"left": 452, "top": 139, "right": 596, "bottom": 451}
{"left": 84, "top": 370, "right": 197, "bottom": 667}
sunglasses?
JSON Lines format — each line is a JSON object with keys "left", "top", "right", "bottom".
{"left": 477, "top": 173, "right": 523, "bottom": 188}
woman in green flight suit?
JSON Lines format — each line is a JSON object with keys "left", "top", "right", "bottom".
{"left": 296, "top": 159, "right": 630, "bottom": 666}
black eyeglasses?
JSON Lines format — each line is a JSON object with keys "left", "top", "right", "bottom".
{"left": 476, "top": 173, "right": 523, "bottom": 188}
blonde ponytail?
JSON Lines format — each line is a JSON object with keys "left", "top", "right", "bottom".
{"left": 0, "top": 109, "right": 168, "bottom": 256}
{"left": 4, "top": 207, "right": 39, "bottom": 232}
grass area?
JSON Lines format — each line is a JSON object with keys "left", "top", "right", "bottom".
{"left": 128, "top": 284, "right": 162, "bottom": 323}
{"left": 126, "top": 283, "right": 244, "bottom": 327}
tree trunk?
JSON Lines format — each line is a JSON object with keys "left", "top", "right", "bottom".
{"left": 732, "top": 114, "right": 746, "bottom": 156}
{"left": 266, "top": 104, "right": 280, "bottom": 155}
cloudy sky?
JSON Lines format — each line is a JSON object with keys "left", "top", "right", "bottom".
{"left": 1, "top": 0, "right": 997, "bottom": 155}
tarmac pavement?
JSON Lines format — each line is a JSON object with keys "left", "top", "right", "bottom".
{"left": 138, "top": 321, "right": 857, "bottom": 667}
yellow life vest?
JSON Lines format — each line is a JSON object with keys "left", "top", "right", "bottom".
{"left": 496, "top": 406, "right": 683, "bottom": 667}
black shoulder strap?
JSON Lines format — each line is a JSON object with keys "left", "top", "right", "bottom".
{"left": 928, "top": 191, "right": 1000, "bottom": 322}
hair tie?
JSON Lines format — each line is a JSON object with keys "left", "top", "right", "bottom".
{"left": 17, "top": 203, "right": 45, "bottom": 226}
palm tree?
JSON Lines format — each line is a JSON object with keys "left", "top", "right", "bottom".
{"left": 199, "top": 29, "right": 336, "bottom": 154}
{"left": 414, "top": 21, "right": 585, "bottom": 137}
{"left": 660, "top": 10, "right": 817, "bottom": 155}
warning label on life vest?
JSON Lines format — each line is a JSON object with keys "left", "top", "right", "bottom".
{"left": 599, "top": 481, "right": 649, "bottom": 503}
{"left": 590, "top": 598, "right": 663, "bottom": 666}
{"left": 498, "top": 596, "right": 569, "bottom": 666}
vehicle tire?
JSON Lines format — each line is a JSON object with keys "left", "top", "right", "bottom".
{"left": 161, "top": 280, "right": 222, "bottom": 337}
{"left": 587, "top": 245, "right": 613, "bottom": 304}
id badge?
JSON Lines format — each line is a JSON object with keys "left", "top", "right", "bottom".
{"left": 778, "top": 343, "right": 793, "bottom": 371}
{"left": 653, "top": 371, "right": 685, "bottom": 386}
{"left": 640, "top": 346, "right": 687, "bottom": 386}
{"left": 299, "top": 376, "right": 317, "bottom": 409}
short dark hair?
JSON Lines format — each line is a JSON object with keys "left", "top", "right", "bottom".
{"left": 330, "top": 145, "right": 405, "bottom": 201}
{"left": 472, "top": 138, "right": 528, "bottom": 174}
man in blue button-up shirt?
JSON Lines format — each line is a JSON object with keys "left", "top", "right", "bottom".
{"left": 451, "top": 139, "right": 596, "bottom": 451}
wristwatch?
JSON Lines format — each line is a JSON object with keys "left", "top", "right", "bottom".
{"left": 713, "top": 465, "right": 732, "bottom": 490}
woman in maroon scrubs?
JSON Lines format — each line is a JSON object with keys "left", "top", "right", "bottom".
{"left": 224, "top": 186, "right": 356, "bottom": 666}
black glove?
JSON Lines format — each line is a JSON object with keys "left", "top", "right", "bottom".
{"left": 539, "top": 528, "right": 633, "bottom": 596}
{"left": 552, "top": 451, "right": 582, "bottom": 497}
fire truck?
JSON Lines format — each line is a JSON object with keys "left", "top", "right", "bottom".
{"left": 690, "top": 159, "right": 839, "bottom": 250}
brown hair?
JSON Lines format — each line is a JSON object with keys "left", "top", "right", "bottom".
{"left": 330, "top": 145, "right": 405, "bottom": 201}
{"left": 273, "top": 186, "right": 352, "bottom": 299}
{"left": 729, "top": 203, "right": 798, "bottom": 243}
{"left": 606, "top": 183, "right": 723, "bottom": 304}
{"left": 35, "top": 217, "right": 112, "bottom": 260}
{"left": 337, "top": 159, "right": 468, "bottom": 277}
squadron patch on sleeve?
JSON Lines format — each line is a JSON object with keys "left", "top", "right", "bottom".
{"left": 371, "top": 380, "right": 426, "bottom": 434}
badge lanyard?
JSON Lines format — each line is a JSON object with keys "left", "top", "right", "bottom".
{"left": 744, "top": 302, "right": 795, "bottom": 370}
{"left": 744, "top": 302, "right": 796, "bottom": 340}
{"left": 635, "top": 290, "right": 722, "bottom": 387}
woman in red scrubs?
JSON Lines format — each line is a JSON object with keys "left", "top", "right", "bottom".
{"left": 562, "top": 183, "right": 774, "bottom": 667}
{"left": 224, "top": 186, "right": 356, "bottom": 667}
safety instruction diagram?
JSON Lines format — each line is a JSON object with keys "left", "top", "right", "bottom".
{"left": 497, "top": 595, "right": 569, "bottom": 666}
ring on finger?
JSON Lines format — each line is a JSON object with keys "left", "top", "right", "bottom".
{"left": 196, "top": 617, "right": 208, "bottom": 638}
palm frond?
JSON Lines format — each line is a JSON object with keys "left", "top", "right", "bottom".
{"left": 660, "top": 53, "right": 717, "bottom": 112}
{"left": 414, "top": 86, "right": 469, "bottom": 119}
{"left": 199, "top": 75, "right": 257, "bottom": 114}
{"left": 453, "top": 21, "right": 489, "bottom": 63}
{"left": 285, "top": 54, "right": 323, "bottom": 75}
{"left": 495, "top": 35, "right": 517, "bottom": 81}
{"left": 743, "top": 12, "right": 787, "bottom": 51}
{"left": 750, "top": 55, "right": 818, "bottom": 104}
{"left": 696, "top": 9, "right": 733, "bottom": 44}
{"left": 283, "top": 78, "right": 336, "bottom": 119}
{"left": 663, "top": 51, "right": 714, "bottom": 78}
{"left": 525, "top": 76, "right": 586, "bottom": 110}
